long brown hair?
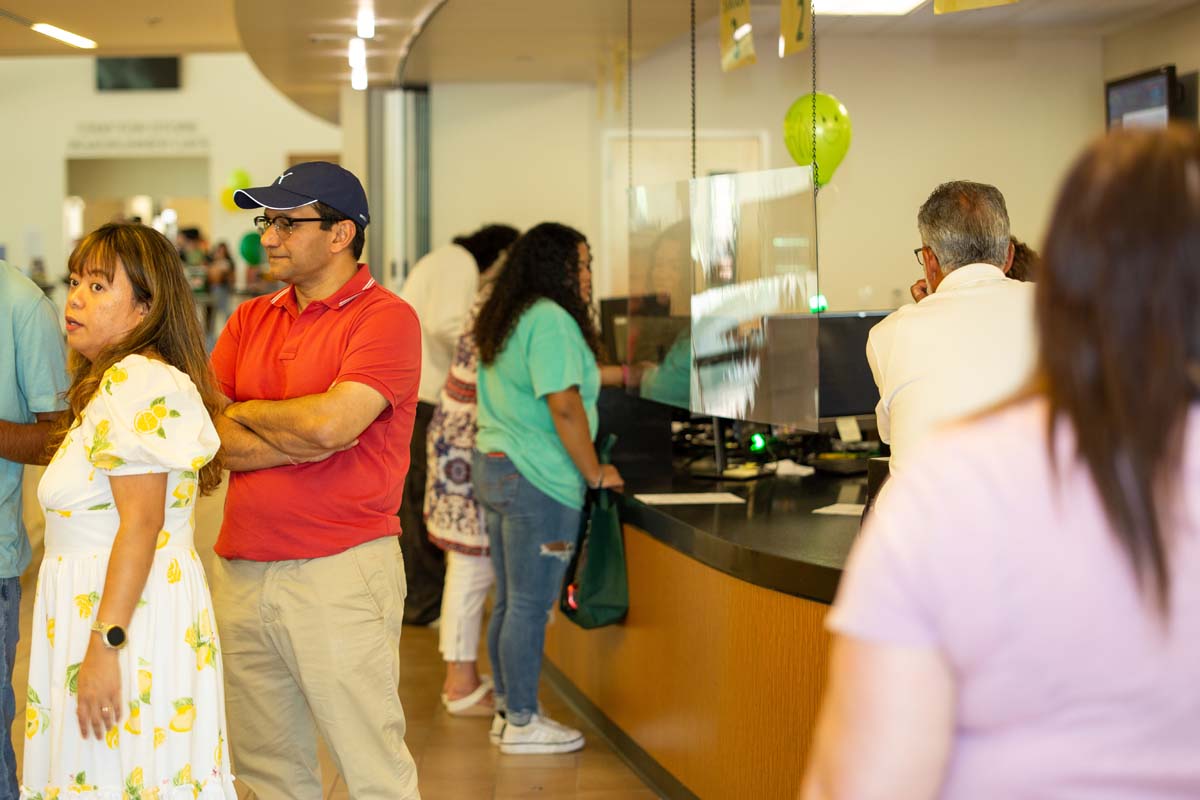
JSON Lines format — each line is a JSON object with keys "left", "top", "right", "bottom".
{"left": 1038, "top": 125, "right": 1200, "bottom": 613}
{"left": 474, "top": 222, "right": 600, "bottom": 365}
{"left": 49, "top": 223, "right": 224, "bottom": 494}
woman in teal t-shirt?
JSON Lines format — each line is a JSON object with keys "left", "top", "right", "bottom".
{"left": 472, "top": 222, "right": 624, "bottom": 755}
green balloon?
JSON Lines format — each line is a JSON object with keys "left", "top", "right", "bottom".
{"left": 783, "top": 92, "right": 852, "bottom": 187}
{"left": 230, "top": 169, "right": 252, "bottom": 190}
{"left": 239, "top": 231, "right": 263, "bottom": 266}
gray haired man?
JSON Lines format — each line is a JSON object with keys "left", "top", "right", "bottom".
{"left": 866, "top": 181, "right": 1037, "bottom": 478}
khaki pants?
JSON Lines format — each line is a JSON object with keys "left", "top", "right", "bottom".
{"left": 211, "top": 536, "right": 420, "bottom": 800}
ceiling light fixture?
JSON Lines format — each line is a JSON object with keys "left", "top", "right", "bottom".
{"left": 351, "top": 67, "right": 368, "bottom": 91}
{"left": 733, "top": 23, "right": 753, "bottom": 41}
{"left": 0, "top": 9, "right": 97, "bottom": 48}
{"left": 31, "top": 23, "right": 97, "bottom": 48}
{"left": 348, "top": 37, "right": 366, "bottom": 69}
{"left": 357, "top": 6, "right": 375, "bottom": 39}
{"left": 818, "top": 0, "right": 925, "bottom": 14}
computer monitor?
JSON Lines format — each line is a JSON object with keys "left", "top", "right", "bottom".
{"left": 1106, "top": 65, "right": 1179, "bottom": 129}
{"left": 817, "top": 311, "right": 888, "bottom": 419}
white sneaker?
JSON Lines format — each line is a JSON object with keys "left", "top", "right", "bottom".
{"left": 499, "top": 713, "right": 584, "bottom": 755}
{"left": 489, "top": 711, "right": 506, "bottom": 745}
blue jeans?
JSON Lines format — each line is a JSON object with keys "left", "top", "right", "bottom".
{"left": 0, "top": 577, "right": 20, "bottom": 800}
{"left": 473, "top": 452, "right": 581, "bottom": 726}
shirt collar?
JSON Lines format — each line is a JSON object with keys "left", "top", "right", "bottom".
{"left": 269, "top": 264, "right": 376, "bottom": 314}
{"left": 936, "top": 262, "right": 1008, "bottom": 293}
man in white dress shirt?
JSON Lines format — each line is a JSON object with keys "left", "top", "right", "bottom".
{"left": 866, "top": 181, "right": 1037, "bottom": 479}
{"left": 398, "top": 224, "right": 518, "bottom": 624}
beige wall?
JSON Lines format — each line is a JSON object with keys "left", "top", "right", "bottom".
{"left": 620, "top": 29, "right": 1104, "bottom": 310}
{"left": 0, "top": 52, "right": 340, "bottom": 298}
{"left": 428, "top": 82, "right": 600, "bottom": 260}
{"left": 428, "top": 30, "right": 1103, "bottom": 312}
{"left": 1104, "top": 2, "right": 1200, "bottom": 79}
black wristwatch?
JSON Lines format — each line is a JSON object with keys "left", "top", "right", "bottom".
{"left": 91, "top": 621, "right": 128, "bottom": 650}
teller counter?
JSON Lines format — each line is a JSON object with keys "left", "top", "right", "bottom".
{"left": 544, "top": 469, "right": 863, "bottom": 800}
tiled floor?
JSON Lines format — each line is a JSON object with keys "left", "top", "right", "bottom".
{"left": 14, "top": 467, "right": 658, "bottom": 799}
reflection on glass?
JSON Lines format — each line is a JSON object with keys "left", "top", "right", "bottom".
{"left": 625, "top": 166, "right": 819, "bottom": 429}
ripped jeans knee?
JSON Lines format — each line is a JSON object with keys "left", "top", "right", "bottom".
{"left": 538, "top": 541, "right": 575, "bottom": 562}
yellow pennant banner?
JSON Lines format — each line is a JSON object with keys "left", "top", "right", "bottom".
{"left": 934, "top": 0, "right": 1019, "bottom": 13}
{"left": 780, "top": 0, "right": 811, "bottom": 58}
{"left": 720, "top": 0, "right": 757, "bottom": 72}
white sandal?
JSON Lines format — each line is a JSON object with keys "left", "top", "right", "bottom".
{"left": 442, "top": 675, "right": 495, "bottom": 717}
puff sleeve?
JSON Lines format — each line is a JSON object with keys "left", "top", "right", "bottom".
{"left": 78, "top": 355, "right": 220, "bottom": 477}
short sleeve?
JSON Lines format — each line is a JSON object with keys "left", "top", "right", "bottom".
{"left": 826, "top": 466, "right": 948, "bottom": 648}
{"left": 15, "top": 293, "right": 69, "bottom": 413}
{"left": 79, "top": 355, "right": 220, "bottom": 476}
{"left": 525, "top": 305, "right": 590, "bottom": 400}
{"left": 210, "top": 302, "right": 244, "bottom": 399}
{"left": 336, "top": 298, "right": 422, "bottom": 410}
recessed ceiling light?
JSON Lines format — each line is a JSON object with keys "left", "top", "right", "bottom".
{"left": 351, "top": 66, "right": 368, "bottom": 91}
{"left": 348, "top": 37, "right": 366, "bottom": 69}
{"left": 733, "top": 23, "right": 753, "bottom": 41}
{"left": 357, "top": 6, "right": 375, "bottom": 39}
{"left": 819, "top": 0, "right": 925, "bottom": 14}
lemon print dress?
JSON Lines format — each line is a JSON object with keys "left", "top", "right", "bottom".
{"left": 22, "top": 354, "right": 236, "bottom": 800}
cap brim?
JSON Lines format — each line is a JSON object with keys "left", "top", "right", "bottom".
{"left": 233, "top": 186, "right": 319, "bottom": 211}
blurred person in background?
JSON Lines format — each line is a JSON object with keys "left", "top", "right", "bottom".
{"left": 803, "top": 126, "right": 1200, "bottom": 800}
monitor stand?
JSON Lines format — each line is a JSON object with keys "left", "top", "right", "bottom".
{"left": 689, "top": 417, "right": 768, "bottom": 481}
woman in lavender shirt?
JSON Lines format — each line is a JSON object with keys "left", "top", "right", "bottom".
{"left": 803, "top": 127, "right": 1200, "bottom": 799}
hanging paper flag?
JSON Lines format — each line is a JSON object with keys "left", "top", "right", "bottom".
{"left": 934, "top": 0, "right": 1019, "bottom": 13}
{"left": 613, "top": 42, "right": 628, "bottom": 113}
{"left": 779, "top": 0, "right": 810, "bottom": 58}
{"left": 720, "top": 0, "right": 757, "bottom": 72}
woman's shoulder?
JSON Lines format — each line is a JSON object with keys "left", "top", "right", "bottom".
{"left": 519, "top": 299, "right": 580, "bottom": 334}
{"left": 99, "top": 354, "right": 204, "bottom": 405}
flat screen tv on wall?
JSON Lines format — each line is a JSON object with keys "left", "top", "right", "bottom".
{"left": 96, "top": 57, "right": 180, "bottom": 91}
{"left": 1106, "top": 65, "right": 1179, "bottom": 129}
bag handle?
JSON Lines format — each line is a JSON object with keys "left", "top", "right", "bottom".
{"left": 598, "top": 433, "right": 618, "bottom": 466}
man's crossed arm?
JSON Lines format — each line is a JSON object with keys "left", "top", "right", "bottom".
{"left": 216, "top": 381, "right": 390, "bottom": 472}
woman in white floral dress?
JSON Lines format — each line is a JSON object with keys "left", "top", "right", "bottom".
{"left": 22, "top": 224, "right": 235, "bottom": 799}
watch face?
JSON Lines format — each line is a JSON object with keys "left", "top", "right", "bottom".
{"left": 106, "top": 626, "right": 127, "bottom": 648}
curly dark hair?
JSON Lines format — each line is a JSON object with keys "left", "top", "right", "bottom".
{"left": 474, "top": 222, "right": 599, "bottom": 365}
{"left": 454, "top": 224, "right": 520, "bottom": 273}
{"left": 1008, "top": 235, "right": 1040, "bottom": 282}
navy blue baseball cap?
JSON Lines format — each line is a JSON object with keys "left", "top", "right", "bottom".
{"left": 234, "top": 162, "right": 370, "bottom": 228}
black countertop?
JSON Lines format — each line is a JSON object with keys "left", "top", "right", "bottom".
{"left": 613, "top": 468, "right": 864, "bottom": 605}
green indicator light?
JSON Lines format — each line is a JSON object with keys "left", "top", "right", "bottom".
{"left": 809, "top": 293, "right": 828, "bottom": 313}
{"left": 749, "top": 433, "right": 768, "bottom": 452}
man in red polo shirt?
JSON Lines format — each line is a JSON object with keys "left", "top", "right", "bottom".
{"left": 209, "top": 162, "right": 421, "bottom": 800}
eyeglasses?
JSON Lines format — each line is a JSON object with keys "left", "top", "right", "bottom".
{"left": 913, "top": 246, "right": 926, "bottom": 266}
{"left": 253, "top": 214, "right": 328, "bottom": 238}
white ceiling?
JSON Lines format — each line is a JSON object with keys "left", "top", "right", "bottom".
{"left": 232, "top": 0, "right": 432, "bottom": 123}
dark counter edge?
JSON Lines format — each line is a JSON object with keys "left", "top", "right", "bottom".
{"left": 616, "top": 494, "right": 844, "bottom": 605}
{"left": 543, "top": 660, "right": 701, "bottom": 800}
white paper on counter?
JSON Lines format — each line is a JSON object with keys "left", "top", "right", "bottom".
{"left": 635, "top": 493, "right": 747, "bottom": 506}
{"left": 813, "top": 503, "right": 866, "bottom": 516}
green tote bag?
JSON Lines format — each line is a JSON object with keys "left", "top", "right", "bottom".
{"left": 560, "top": 435, "right": 629, "bottom": 628}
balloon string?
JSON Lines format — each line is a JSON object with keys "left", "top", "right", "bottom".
{"left": 812, "top": 1, "right": 821, "bottom": 307}
{"left": 811, "top": 0, "right": 818, "bottom": 193}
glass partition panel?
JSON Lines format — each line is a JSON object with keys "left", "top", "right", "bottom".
{"left": 626, "top": 165, "right": 820, "bottom": 429}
